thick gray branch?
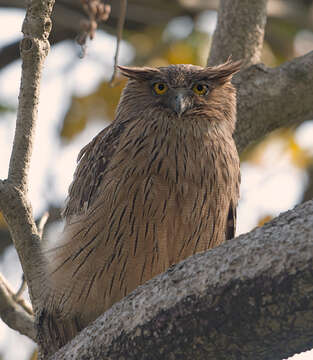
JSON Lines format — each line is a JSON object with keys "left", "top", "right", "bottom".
{"left": 208, "top": 0, "right": 268, "bottom": 66}
{"left": 234, "top": 50, "right": 313, "bottom": 153}
{"left": 50, "top": 200, "right": 313, "bottom": 360}
{"left": 0, "top": 273, "right": 36, "bottom": 342}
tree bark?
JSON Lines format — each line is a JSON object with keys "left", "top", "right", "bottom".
{"left": 0, "top": 273, "right": 36, "bottom": 341}
{"left": 208, "top": 0, "right": 268, "bottom": 67}
{"left": 0, "top": 0, "right": 55, "bottom": 315}
{"left": 49, "top": 200, "right": 313, "bottom": 360}
{"left": 234, "top": 50, "right": 313, "bottom": 152}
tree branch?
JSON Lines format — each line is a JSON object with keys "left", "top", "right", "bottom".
{"left": 0, "top": 273, "right": 36, "bottom": 341}
{"left": 8, "top": 0, "right": 53, "bottom": 191}
{"left": 234, "top": 50, "right": 313, "bottom": 153}
{"left": 208, "top": 0, "right": 268, "bottom": 67}
{"left": 0, "top": 182, "right": 42, "bottom": 311}
{"left": 0, "top": 0, "right": 55, "bottom": 313}
{"left": 50, "top": 200, "right": 313, "bottom": 360}
{"left": 110, "top": 0, "right": 127, "bottom": 85}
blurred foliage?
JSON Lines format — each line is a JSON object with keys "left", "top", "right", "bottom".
{"left": 61, "top": 79, "right": 127, "bottom": 140}
{"left": 0, "top": 103, "right": 16, "bottom": 114}
{"left": 265, "top": 18, "right": 299, "bottom": 63}
{"left": 60, "top": 1, "right": 313, "bottom": 140}
{"left": 241, "top": 128, "right": 312, "bottom": 169}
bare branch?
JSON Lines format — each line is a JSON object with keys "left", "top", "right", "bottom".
{"left": 50, "top": 200, "right": 313, "bottom": 360}
{"left": 234, "top": 50, "right": 313, "bottom": 153}
{"left": 208, "top": 0, "right": 268, "bottom": 67}
{"left": 38, "top": 211, "right": 49, "bottom": 239}
{"left": 15, "top": 274, "right": 27, "bottom": 299}
{"left": 0, "top": 0, "right": 55, "bottom": 313}
{"left": 8, "top": 0, "right": 54, "bottom": 192}
{"left": 110, "top": 0, "right": 127, "bottom": 85}
{"left": 0, "top": 273, "right": 36, "bottom": 342}
{"left": 0, "top": 182, "right": 43, "bottom": 310}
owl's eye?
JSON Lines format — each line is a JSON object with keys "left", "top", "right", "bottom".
{"left": 153, "top": 82, "right": 168, "bottom": 95}
{"left": 193, "top": 83, "right": 208, "bottom": 96}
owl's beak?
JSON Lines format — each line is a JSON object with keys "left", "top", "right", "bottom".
{"left": 171, "top": 92, "right": 189, "bottom": 117}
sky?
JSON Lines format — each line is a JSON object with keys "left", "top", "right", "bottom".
{"left": 0, "top": 8, "right": 313, "bottom": 360}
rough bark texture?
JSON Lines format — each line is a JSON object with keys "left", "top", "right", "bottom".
{"left": 0, "top": 183, "right": 41, "bottom": 304}
{"left": 9, "top": 0, "right": 52, "bottom": 191}
{"left": 0, "top": 0, "right": 55, "bottom": 316}
{"left": 50, "top": 200, "right": 313, "bottom": 360}
{"left": 234, "top": 50, "right": 313, "bottom": 152}
{"left": 208, "top": 0, "right": 268, "bottom": 67}
{"left": 0, "top": 273, "right": 36, "bottom": 341}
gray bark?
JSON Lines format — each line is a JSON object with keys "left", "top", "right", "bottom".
{"left": 50, "top": 200, "right": 313, "bottom": 360}
{"left": 208, "top": 0, "right": 268, "bottom": 67}
{"left": 0, "top": 0, "right": 55, "bottom": 316}
{"left": 234, "top": 51, "right": 313, "bottom": 152}
{"left": 0, "top": 273, "right": 36, "bottom": 341}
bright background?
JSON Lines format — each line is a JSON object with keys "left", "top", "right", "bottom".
{"left": 0, "top": 5, "right": 313, "bottom": 360}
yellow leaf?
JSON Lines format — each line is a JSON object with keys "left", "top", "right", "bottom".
{"left": 29, "top": 349, "right": 38, "bottom": 360}
{"left": 258, "top": 215, "right": 273, "bottom": 227}
{"left": 285, "top": 133, "right": 311, "bottom": 169}
{"left": 0, "top": 212, "right": 8, "bottom": 229}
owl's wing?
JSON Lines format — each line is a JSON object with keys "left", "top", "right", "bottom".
{"left": 63, "top": 121, "right": 126, "bottom": 218}
{"left": 225, "top": 200, "right": 237, "bottom": 240}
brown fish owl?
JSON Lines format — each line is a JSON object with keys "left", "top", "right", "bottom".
{"left": 44, "top": 61, "right": 241, "bottom": 348}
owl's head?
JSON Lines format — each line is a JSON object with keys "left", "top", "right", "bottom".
{"left": 117, "top": 60, "right": 241, "bottom": 132}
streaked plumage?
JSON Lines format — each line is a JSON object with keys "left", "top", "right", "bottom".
{"left": 44, "top": 61, "right": 241, "bottom": 349}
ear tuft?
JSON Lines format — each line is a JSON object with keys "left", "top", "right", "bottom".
{"left": 204, "top": 59, "right": 242, "bottom": 84}
{"left": 118, "top": 66, "right": 160, "bottom": 81}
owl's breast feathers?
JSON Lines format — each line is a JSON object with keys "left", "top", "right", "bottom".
{"left": 47, "top": 111, "right": 239, "bottom": 336}
{"left": 63, "top": 118, "right": 129, "bottom": 218}
{"left": 64, "top": 113, "right": 239, "bottom": 236}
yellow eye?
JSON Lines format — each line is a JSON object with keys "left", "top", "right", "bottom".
{"left": 193, "top": 83, "right": 208, "bottom": 95}
{"left": 153, "top": 82, "right": 168, "bottom": 95}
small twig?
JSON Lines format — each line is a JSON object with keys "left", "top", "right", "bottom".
{"left": 38, "top": 211, "right": 49, "bottom": 239}
{"left": 14, "top": 274, "right": 27, "bottom": 300}
{"left": 0, "top": 0, "right": 55, "bottom": 317}
{"left": 110, "top": 0, "right": 127, "bottom": 86}
{"left": 0, "top": 273, "right": 36, "bottom": 341}
{"left": 13, "top": 211, "right": 50, "bottom": 301}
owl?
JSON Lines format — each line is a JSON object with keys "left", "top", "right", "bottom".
{"left": 43, "top": 61, "right": 241, "bottom": 350}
